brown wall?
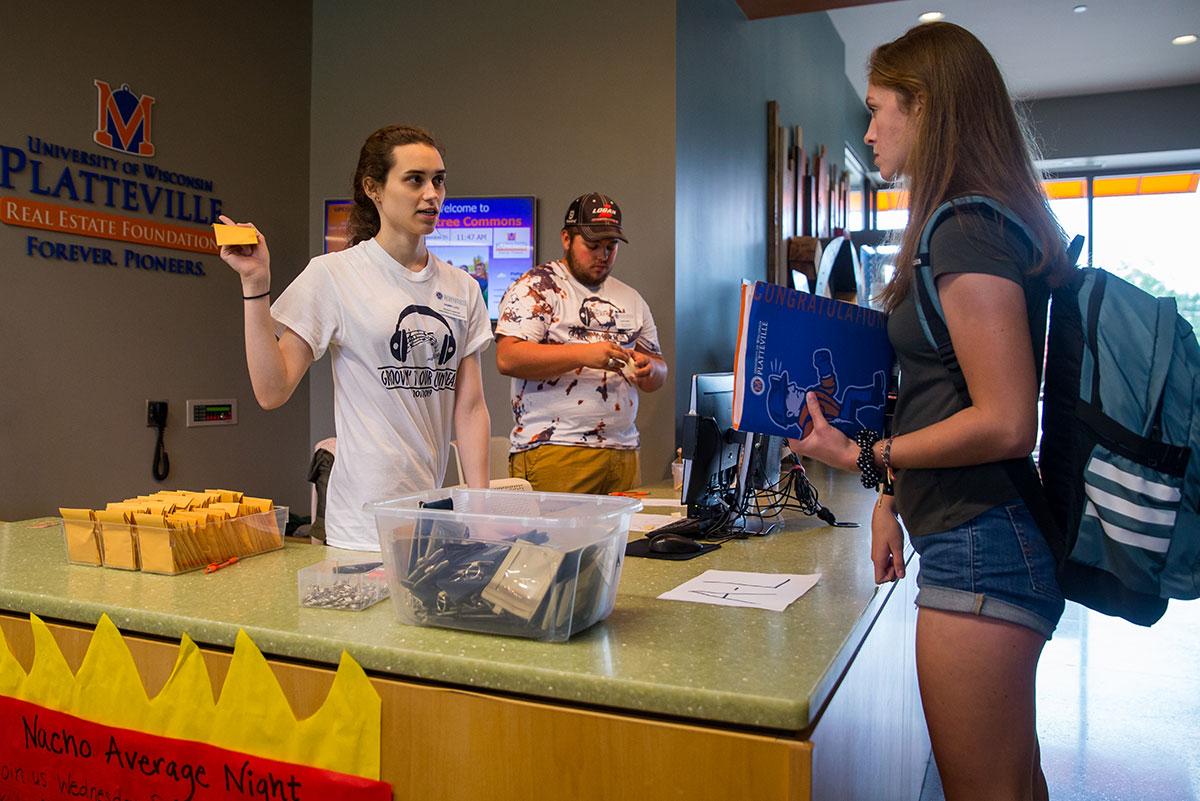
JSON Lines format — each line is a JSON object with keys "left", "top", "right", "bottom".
{"left": 0, "top": 1, "right": 312, "bottom": 518}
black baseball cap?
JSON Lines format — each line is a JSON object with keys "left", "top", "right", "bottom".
{"left": 563, "top": 193, "right": 628, "bottom": 242}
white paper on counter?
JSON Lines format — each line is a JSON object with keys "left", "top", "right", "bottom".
{"left": 629, "top": 512, "right": 684, "bottom": 532}
{"left": 658, "top": 570, "right": 821, "bottom": 611}
{"left": 636, "top": 497, "right": 685, "bottom": 508}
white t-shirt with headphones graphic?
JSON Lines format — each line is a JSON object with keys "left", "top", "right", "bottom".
{"left": 272, "top": 239, "right": 492, "bottom": 550}
{"left": 495, "top": 259, "right": 661, "bottom": 454}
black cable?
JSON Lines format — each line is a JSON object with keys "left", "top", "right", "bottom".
{"left": 152, "top": 423, "right": 170, "bottom": 482}
{"left": 697, "top": 444, "right": 857, "bottom": 539}
{"left": 738, "top": 463, "right": 856, "bottom": 529}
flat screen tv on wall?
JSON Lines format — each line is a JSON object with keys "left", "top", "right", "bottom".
{"left": 324, "top": 195, "right": 537, "bottom": 320}
{"left": 425, "top": 195, "right": 537, "bottom": 319}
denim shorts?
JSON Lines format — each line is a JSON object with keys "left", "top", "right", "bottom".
{"left": 910, "top": 502, "right": 1065, "bottom": 638}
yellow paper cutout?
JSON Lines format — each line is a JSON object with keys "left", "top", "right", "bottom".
{"left": 0, "top": 625, "right": 25, "bottom": 697}
{"left": 22, "top": 614, "right": 77, "bottom": 711}
{"left": 212, "top": 223, "right": 259, "bottom": 245}
{"left": 72, "top": 613, "right": 152, "bottom": 729}
{"left": 214, "top": 629, "right": 304, "bottom": 754}
{"left": 0, "top": 613, "right": 381, "bottom": 779}
{"left": 150, "top": 633, "right": 218, "bottom": 743}
{"left": 296, "top": 651, "right": 382, "bottom": 777}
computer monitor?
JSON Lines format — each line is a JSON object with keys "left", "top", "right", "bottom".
{"left": 426, "top": 195, "right": 537, "bottom": 319}
{"left": 324, "top": 195, "right": 537, "bottom": 320}
{"left": 679, "top": 372, "right": 787, "bottom": 536}
{"left": 681, "top": 372, "right": 741, "bottom": 510}
{"left": 738, "top": 431, "right": 782, "bottom": 498}
{"left": 679, "top": 372, "right": 773, "bottom": 510}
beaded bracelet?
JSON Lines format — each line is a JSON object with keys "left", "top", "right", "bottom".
{"left": 880, "top": 436, "right": 896, "bottom": 495}
{"left": 853, "top": 429, "right": 882, "bottom": 489}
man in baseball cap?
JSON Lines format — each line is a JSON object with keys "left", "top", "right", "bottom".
{"left": 493, "top": 193, "right": 667, "bottom": 493}
{"left": 563, "top": 192, "right": 629, "bottom": 243}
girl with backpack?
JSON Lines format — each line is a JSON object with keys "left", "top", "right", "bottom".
{"left": 789, "top": 22, "right": 1075, "bottom": 801}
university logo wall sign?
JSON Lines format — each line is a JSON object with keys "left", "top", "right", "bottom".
{"left": 93, "top": 80, "right": 155, "bottom": 158}
{"left": 1, "top": 77, "right": 225, "bottom": 272}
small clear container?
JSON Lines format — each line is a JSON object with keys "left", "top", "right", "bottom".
{"left": 368, "top": 488, "right": 640, "bottom": 642}
{"left": 298, "top": 558, "right": 391, "bottom": 611}
{"left": 60, "top": 509, "right": 103, "bottom": 566}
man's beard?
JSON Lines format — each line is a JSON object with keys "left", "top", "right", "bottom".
{"left": 565, "top": 249, "right": 607, "bottom": 289}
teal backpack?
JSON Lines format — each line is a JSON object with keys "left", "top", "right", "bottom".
{"left": 913, "top": 195, "right": 1200, "bottom": 626}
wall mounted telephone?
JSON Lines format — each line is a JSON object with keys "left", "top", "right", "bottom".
{"left": 146, "top": 400, "right": 170, "bottom": 481}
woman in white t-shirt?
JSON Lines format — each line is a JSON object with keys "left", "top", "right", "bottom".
{"left": 218, "top": 125, "right": 492, "bottom": 550}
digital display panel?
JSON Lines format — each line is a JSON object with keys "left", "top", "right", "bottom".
{"left": 323, "top": 195, "right": 537, "bottom": 319}
{"left": 426, "top": 196, "right": 537, "bottom": 319}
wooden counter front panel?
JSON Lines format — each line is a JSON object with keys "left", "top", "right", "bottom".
{"left": 0, "top": 614, "right": 815, "bottom": 801}
{"left": 809, "top": 563, "right": 929, "bottom": 801}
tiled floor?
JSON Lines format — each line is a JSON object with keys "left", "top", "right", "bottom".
{"left": 920, "top": 599, "right": 1200, "bottom": 801}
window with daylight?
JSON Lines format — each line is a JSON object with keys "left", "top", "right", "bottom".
{"left": 845, "top": 146, "right": 868, "bottom": 232}
{"left": 874, "top": 189, "right": 908, "bottom": 231}
{"left": 1091, "top": 173, "right": 1200, "bottom": 329}
{"left": 1047, "top": 171, "right": 1200, "bottom": 329}
{"left": 872, "top": 171, "right": 1200, "bottom": 329}
{"left": 1043, "top": 178, "right": 1088, "bottom": 266}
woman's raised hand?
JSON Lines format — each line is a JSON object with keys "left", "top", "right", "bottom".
{"left": 217, "top": 214, "right": 270, "bottom": 295}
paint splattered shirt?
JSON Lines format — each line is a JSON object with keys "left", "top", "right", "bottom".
{"left": 495, "top": 259, "right": 661, "bottom": 452}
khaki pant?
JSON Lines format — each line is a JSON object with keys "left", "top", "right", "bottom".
{"left": 509, "top": 445, "right": 640, "bottom": 494}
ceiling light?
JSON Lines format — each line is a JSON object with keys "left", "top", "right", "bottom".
{"left": 1072, "top": 4, "right": 1087, "bottom": 13}
{"left": 1172, "top": 34, "right": 1198, "bottom": 45}
{"left": 918, "top": 11, "right": 945, "bottom": 23}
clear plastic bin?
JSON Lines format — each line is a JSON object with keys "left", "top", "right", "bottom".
{"left": 298, "top": 558, "right": 390, "bottom": 611}
{"left": 60, "top": 510, "right": 103, "bottom": 566}
{"left": 98, "top": 516, "right": 141, "bottom": 570}
{"left": 368, "top": 489, "right": 640, "bottom": 642}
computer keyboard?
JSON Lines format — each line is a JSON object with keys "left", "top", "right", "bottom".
{"left": 645, "top": 515, "right": 724, "bottom": 540}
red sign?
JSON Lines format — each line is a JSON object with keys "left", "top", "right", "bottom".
{"left": 0, "top": 694, "right": 391, "bottom": 801}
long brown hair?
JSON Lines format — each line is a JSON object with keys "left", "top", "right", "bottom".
{"left": 869, "top": 23, "right": 1070, "bottom": 311}
{"left": 347, "top": 125, "right": 443, "bottom": 247}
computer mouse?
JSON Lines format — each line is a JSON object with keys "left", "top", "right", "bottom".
{"left": 648, "top": 533, "right": 704, "bottom": 555}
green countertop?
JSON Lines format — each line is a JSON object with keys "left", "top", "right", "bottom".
{"left": 0, "top": 465, "right": 895, "bottom": 734}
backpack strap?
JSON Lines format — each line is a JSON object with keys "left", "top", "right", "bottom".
{"left": 1145, "top": 294, "right": 1180, "bottom": 441}
{"left": 912, "top": 195, "right": 1067, "bottom": 556}
{"left": 1066, "top": 234, "right": 1085, "bottom": 268}
{"left": 913, "top": 196, "right": 1040, "bottom": 403}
